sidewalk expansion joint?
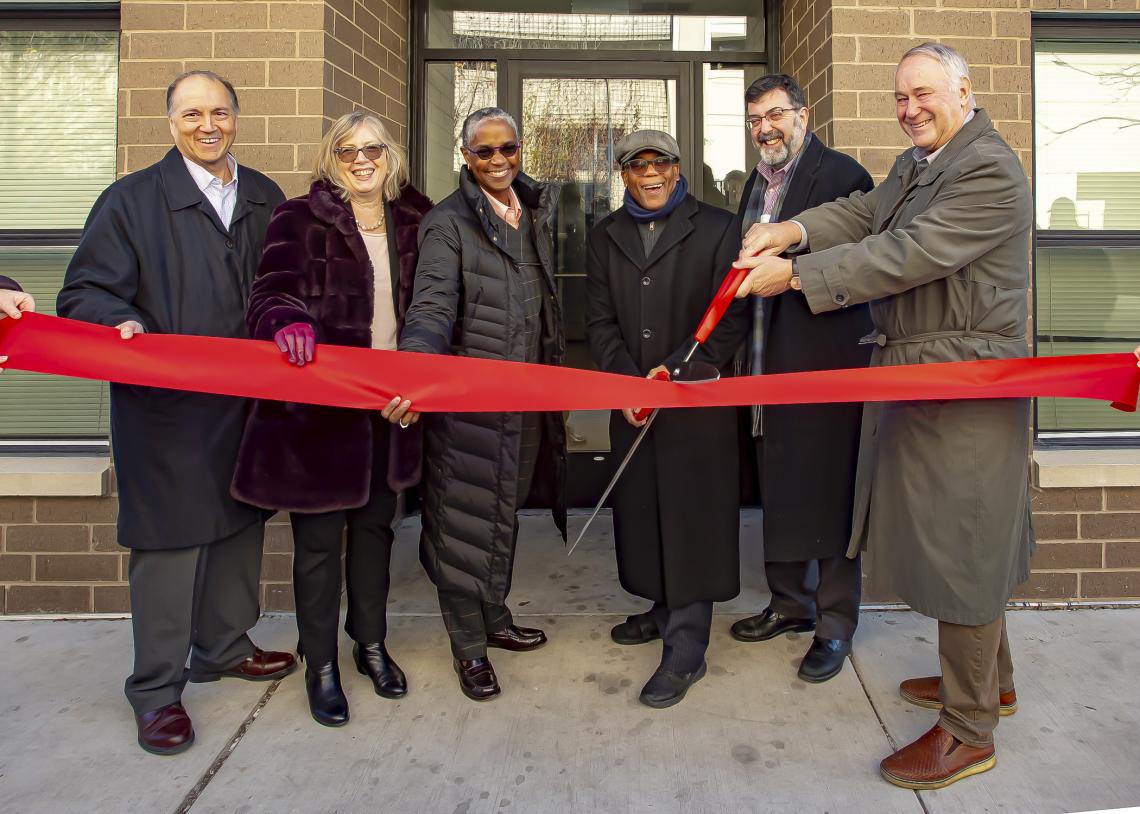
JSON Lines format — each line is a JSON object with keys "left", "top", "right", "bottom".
{"left": 173, "top": 679, "right": 282, "bottom": 814}
{"left": 849, "top": 654, "right": 931, "bottom": 814}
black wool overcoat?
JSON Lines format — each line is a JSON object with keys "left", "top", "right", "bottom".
{"left": 400, "top": 167, "right": 567, "bottom": 604}
{"left": 586, "top": 194, "right": 745, "bottom": 608}
{"left": 57, "top": 148, "right": 285, "bottom": 550}
{"left": 728, "top": 136, "right": 874, "bottom": 561}
{"left": 230, "top": 180, "right": 433, "bottom": 513}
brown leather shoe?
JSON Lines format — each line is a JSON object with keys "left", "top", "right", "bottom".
{"left": 192, "top": 648, "right": 297, "bottom": 682}
{"left": 880, "top": 724, "right": 996, "bottom": 790}
{"left": 454, "top": 657, "right": 501, "bottom": 701}
{"left": 900, "top": 676, "right": 1018, "bottom": 716}
{"left": 136, "top": 702, "right": 195, "bottom": 756}
{"left": 486, "top": 624, "right": 547, "bottom": 652}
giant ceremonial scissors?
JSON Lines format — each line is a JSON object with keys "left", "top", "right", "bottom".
{"left": 568, "top": 262, "right": 751, "bottom": 555}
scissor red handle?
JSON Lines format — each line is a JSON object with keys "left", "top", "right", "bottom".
{"left": 694, "top": 264, "right": 750, "bottom": 345}
{"left": 632, "top": 369, "right": 670, "bottom": 422}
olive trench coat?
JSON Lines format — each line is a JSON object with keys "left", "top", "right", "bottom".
{"left": 793, "top": 110, "right": 1035, "bottom": 625}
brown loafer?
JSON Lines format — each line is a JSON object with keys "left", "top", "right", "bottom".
{"left": 486, "top": 624, "right": 547, "bottom": 652}
{"left": 136, "top": 702, "right": 195, "bottom": 756}
{"left": 454, "top": 657, "right": 501, "bottom": 701}
{"left": 880, "top": 724, "right": 996, "bottom": 790}
{"left": 191, "top": 647, "right": 297, "bottom": 683}
{"left": 900, "top": 676, "right": 1018, "bottom": 716}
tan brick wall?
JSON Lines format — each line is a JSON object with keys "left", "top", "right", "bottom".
{"left": 781, "top": 0, "right": 1033, "bottom": 181}
{"left": 117, "top": 0, "right": 408, "bottom": 199}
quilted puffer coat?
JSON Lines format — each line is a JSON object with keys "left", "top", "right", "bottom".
{"left": 400, "top": 167, "right": 566, "bottom": 603}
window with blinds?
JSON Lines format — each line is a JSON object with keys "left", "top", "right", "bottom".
{"left": 0, "top": 28, "right": 117, "bottom": 438}
{"left": 1034, "top": 30, "right": 1140, "bottom": 436}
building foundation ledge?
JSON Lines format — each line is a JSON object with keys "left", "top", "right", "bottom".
{"left": 1034, "top": 447, "right": 1140, "bottom": 489}
{"left": 0, "top": 456, "right": 111, "bottom": 497}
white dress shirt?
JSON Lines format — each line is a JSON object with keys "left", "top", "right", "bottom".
{"left": 183, "top": 153, "right": 240, "bottom": 230}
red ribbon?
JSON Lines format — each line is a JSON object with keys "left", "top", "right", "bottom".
{"left": 1, "top": 312, "right": 1137, "bottom": 413}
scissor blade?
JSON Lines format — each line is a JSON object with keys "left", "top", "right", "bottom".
{"left": 567, "top": 409, "right": 659, "bottom": 556}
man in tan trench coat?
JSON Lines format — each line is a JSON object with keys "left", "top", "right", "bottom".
{"left": 732, "top": 42, "right": 1034, "bottom": 791}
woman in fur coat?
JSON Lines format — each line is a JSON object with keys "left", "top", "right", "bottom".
{"left": 231, "top": 112, "right": 431, "bottom": 727}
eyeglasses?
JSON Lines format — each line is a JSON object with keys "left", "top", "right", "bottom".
{"left": 745, "top": 107, "right": 803, "bottom": 129}
{"left": 464, "top": 142, "right": 521, "bottom": 161}
{"left": 622, "top": 156, "right": 678, "bottom": 175}
{"left": 334, "top": 143, "right": 387, "bottom": 163}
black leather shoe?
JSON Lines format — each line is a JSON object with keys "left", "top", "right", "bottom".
{"left": 610, "top": 612, "right": 660, "bottom": 645}
{"left": 730, "top": 608, "right": 815, "bottom": 642}
{"left": 353, "top": 642, "right": 407, "bottom": 699}
{"left": 486, "top": 624, "right": 547, "bottom": 652}
{"left": 305, "top": 661, "right": 349, "bottom": 727}
{"left": 639, "top": 662, "right": 708, "bottom": 709}
{"left": 454, "top": 657, "right": 501, "bottom": 701}
{"left": 797, "top": 637, "right": 852, "bottom": 683}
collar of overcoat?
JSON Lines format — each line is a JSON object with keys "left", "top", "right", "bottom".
{"left": 890, "top": 108, "right": 992, "bottom": 189}
{"left": 457, "top": 166, "right": 560, "bottom": 291}
{"left": 158, "top": 146, "right": 268, "bottom": 235}
{"left": 606, "top": 192, "right": 700, "bottom": 271}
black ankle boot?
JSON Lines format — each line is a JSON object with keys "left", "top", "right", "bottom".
{"left": 305, "top": 660, "right": 349, "bottom": 727}
{"left": 353, "top": 642, "right": 407, "bottom": 699}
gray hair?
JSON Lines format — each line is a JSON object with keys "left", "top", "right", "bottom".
{"left": 461, "top": 107, "right": 519, "bottom": 148}
{"left": 166, "top": 70, "right": 240, "bottom": 116}
{"left": 900, "top": 42, "right": 976, "bottom": 106}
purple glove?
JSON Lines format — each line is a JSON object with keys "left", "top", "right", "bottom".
{"left": 274, "top": 322, "right": 316, "bottom": 366}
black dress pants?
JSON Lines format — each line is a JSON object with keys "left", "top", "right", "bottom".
{"left": 289, "top": 418, "right": 398, "bottom": 666}
{"left": 649, "top": 600, "right": 714, "bottom": 673}
{"left": 437, "top": 413, "right": 541, "bottom": 660}
{"left": 765, "top": 554, "right": 862, "bottom": 641}
{"left": 125, "top": 519, "right": 263, "bottom": 715}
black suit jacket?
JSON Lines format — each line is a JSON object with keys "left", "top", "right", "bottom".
{"left": 726, "top": 135, "right": 876, "bottom": 560}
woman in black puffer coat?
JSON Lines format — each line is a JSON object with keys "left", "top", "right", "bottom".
{"left": 390, "top": 108, "right": 566, "bottom": 703}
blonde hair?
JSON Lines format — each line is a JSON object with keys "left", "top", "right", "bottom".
{"left": 311, "top": 111, "right": 408, "bottom": 202}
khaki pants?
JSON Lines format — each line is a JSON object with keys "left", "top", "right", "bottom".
{"left": 937, "top": 612, "right": 1014, "bottom": 746}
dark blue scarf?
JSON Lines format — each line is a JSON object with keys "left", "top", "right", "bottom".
{"left": 622, "top": 174, "right": 689, "bottom": 223}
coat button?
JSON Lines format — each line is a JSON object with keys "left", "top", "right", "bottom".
{"left": 641, "top": 329, "right": 652, "bottom": 339}
{"left": 835, "top": 293, "right": 846, "bottom": 304}
{"left": 225, "top": 239, "right": 234, "bottom": 249}
{"left": 641, "top": 276, "right": 651, "bottom": 286}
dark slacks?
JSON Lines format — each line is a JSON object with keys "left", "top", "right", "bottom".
{"left": 765, "top": 554, "right": 862, "bottom": 641}
{"left": 649, "top": 600, "right": 714, "bottom": 673}
{"left": 437, "top": 413, "right": 540, "bottom": 660}
{"left": 289, "top": 419, "right": 398, "bottom": 666}
{"left": 125, "top": 519, "right": 263, "bottom": 715}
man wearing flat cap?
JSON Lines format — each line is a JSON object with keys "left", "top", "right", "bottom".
{"left": 585, "top": 129, "right": 747, "bottom": 708}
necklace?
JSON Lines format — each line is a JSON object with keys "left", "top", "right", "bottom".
{"left": 353, "top": 206, "right": 385, "bottom": 232}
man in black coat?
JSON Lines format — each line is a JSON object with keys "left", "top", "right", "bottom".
{"left": 57, "top": 71, "right": 294, "bottom": 755}
{"left": 586, "top": 130, "right": 744, "bottom": 708}
{"left": 726, "top": 75, "right": 874, "bottom": 683}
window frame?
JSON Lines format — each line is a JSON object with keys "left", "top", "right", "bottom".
{"left": 0, "top": 2, "right": 119, "bottom": 451}
{"left": 1032, "top": 13, "right": 1140, "bottom": 445}
{"left": 408, "top": 0, "right": 777, "bottom": 202}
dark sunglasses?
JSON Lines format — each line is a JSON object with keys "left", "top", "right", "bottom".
{"left": 465, "top": 142, "right": 521, "bottom": 161}
{"left": 334, "top": 143, "right": 387, "bottom": 163}
{"left": 622, "top": 156, "right": 678, "bottom": 176}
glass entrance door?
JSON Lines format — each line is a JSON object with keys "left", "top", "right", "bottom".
{"left": 507, "top": 62, "right": 690, "bottom": 503}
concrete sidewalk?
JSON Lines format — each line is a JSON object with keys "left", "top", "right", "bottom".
{"left": 1, "top": 511, "right": 1138, "bottom": 814}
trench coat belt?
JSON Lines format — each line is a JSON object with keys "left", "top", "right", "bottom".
{"left": 858, "top": 329, "right": 1027, "bottom": 348}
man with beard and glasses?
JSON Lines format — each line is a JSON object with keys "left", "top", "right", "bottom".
{"left": 724, "top": 74, "right": 874, "bottom": 684}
